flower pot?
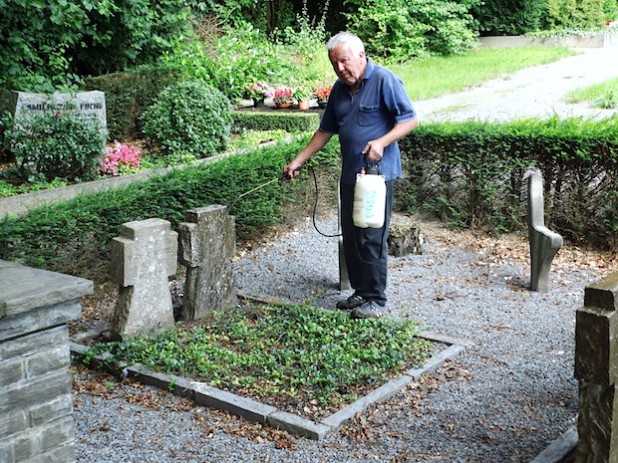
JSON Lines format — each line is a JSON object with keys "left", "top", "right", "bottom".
{"left": 253, "top": 98, "right": 265, "bottom": 108}
{"left": 298, "top": 99, "right": 310, "bottom": 110}
{"left": 275, "top": 102, "right": 293, "bottom": 109}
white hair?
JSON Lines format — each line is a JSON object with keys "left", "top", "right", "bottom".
{"left": 326, "top": 32, "right": 365, "bottom": 54}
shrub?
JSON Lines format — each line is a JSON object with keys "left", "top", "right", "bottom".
{"left": 397, "top": 117, "right": 618, "bottom": 248}
{"left": 82, "top": 65, "right": 185, "bottom": 141}
{"left": 142, "top": 80, "right": 232, "bottom": 159}
{"left": 231, "top": 110, "right": 320, "bottom": 133}
{"left": 1, "top": 110, "right": 105, "bottom": 182}
{"left": 345, "top": 0, "right": 480, "bottom": 61}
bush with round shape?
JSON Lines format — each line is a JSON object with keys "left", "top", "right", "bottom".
{"left": 142, "top": 80, "right": 232, "bottom": 159}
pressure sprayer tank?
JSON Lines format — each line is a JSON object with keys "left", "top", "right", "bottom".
{"left": 353, "top": 162, "right": 386, "bottom": 228}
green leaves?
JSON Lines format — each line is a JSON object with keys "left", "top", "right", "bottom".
{"left": 88, "top": 303, "right": 432, "bottom": 410}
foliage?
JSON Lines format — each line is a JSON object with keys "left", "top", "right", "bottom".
{"left": 1, "top": 110, "right": 105, "bottom": 182}
{"left": 159, "top": 22, "right": 298, "bottom": 101}
{"left": 397, "top": 117, "right": 618, "bottom": 248}
{"left": 100, "top": 142, "right": 142, "bottom": 176}
{"left": 314, "top": 83, "right": 332, "bottom": 102}
{"left": 228, "top": 129, "right": 290, "bottom": 151}
{"left": 344, "top": 0, "right": 480, "bottom": 61}
{"left": 231, "top": 110, "right": 320, "bottom": 133}
{"left": 0, "top": 136, "right": 340, "bottom": 276}
{"left": 0, "top": 0, "right": 191, "bottom": 92}
{"left": 141, "top": 80, "right": 232, "bottom": 159}
{"left": 0, "top": 178, "right": 68, "bottom": 199}
{"left": 82, "top": 65, "right": 185, "bottom": 141}
{"left": 84, "top": 303, "right": 431, "bottom": 409}
{"left": 472, "top": 0, "right": 618, "bottom": 35}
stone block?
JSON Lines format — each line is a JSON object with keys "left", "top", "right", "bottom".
{"left": 0, "top": 260, "right": 92, "bottom": 319}
{"left": 575, "top": 382, "right": 618, "bottom": 462}
{"left": 29, "top": 395, "right": 74, "bottom": 427}
{"left": 0, "top": 302, "right": 78, "bottom": 343}
{"left": 26, "top": 345, "right": 70, "bottom": 380}
{"left": 0, "top": 410, "right": 27, "bottom": 440}
{"left": 0, "top": 359, "right": 24, "bottom": 388}
{"left": 193, "top": 382, "right": 277, "bottom": 424}
{"left": 179, "top": 206, "right": 238, "bottom": 320}
{"left": 0, "top": 370, "right": 71, "bottom": 416}
{"left": 575, "top": 306, "right": 618, "bottom": 385}
{"left": 267, "top": 410, "right": 332, "bottom": 440}
{"left": 585, "top": 273, "right": 618, "bottom": 311}
{"left": 111, "top": 218, "right": 177, "bottom": 338}
{"left": 1, "top": 326, "right": 68, "bottom": 361}
{"left": 388, "top": 223, "right": 424, "bottom": 256}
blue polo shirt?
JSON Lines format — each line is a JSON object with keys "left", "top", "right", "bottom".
{"left": 319, "top": 58, "right": 416, "bottom": 185}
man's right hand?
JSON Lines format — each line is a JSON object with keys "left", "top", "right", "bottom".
{"left": 283, "top": 161, "right": 303, "bottom": 180}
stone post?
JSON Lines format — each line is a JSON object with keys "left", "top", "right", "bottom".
{"left": 0, "top": 260, "right": 93, "bottom": 463}
{"left": 338, "top": 181, "right": 351, "bottom": 291}
{"left": 111, "top": 218, "right": 178, "bottom": 338}
{"left": 178, "top": 205, "right": 238, "bottom": 320}
{"left": 526, "top": 168, "right": 563, "bottom": 292}
{"left": 574, "top": 273, "right": 618, "bottom": 463}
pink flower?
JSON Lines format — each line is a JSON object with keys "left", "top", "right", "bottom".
{"left": 100, "top": 142, "right": 141, "bottom": 176}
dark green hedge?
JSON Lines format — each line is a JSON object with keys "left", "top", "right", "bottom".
{"left": 82, "top": 65, "right": 185, "bottom": 142}
{"left": 231, "top": 110, "right": 321, "bottom": 133}
{"left": 0, "top": 136, "right": 340, "bottom": 279}
{"left": 397, "top": 117, "right": 618, "bottom": 249}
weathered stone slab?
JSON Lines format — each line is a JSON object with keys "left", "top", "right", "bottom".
{"left": 111, "top": 218, "right": 178, "bottom": 338}
{"left": 388, "top": 223, "right": 424, "bottom": 256}
{"left": 575, "top": 306, "right": 618, "bottom": 385}
{"left": 178, "top": 205, "right": 237, "bottom": 320}
{"left": 7, "top": 90, "right": 106, "bottom": 133}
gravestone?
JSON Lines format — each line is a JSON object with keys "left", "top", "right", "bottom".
{"left": 3, "top": 90, "right": 107, "bottom": 140}
{"left": 525, "top": 168, "right": 563, "bottom": 292}
{"left": 111, "top": 218, "right": 178, "bottom": 338}
{"left": 178, "top": 205, "right": 238, "bottom": 320}
{"left": 574, "top": 273, "right": 618, "bottom": 462}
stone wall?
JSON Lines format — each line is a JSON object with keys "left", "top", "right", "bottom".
{"left": 0, "top": 260, "right": 93, "bottom": 463}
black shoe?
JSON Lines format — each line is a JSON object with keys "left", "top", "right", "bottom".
{"left": 336, "top": 294, "right": 366, "bottom": 310}
{"left": 351, "top": 300, "right": 384, "bottom": 319}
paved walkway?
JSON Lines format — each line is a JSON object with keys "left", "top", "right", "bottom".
{"left": 416, "top": 45, "right": 618, "bottom": 122}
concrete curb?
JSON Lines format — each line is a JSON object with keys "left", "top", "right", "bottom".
{"left": 70, "top": 329, "right": 469, "bottom": 440}
{"left": 530, "top": 426, "right": 578, "bottom": 463}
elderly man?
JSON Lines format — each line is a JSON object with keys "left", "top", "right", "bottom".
{"left": 283, "top": 32, "right": 418, "bottom": 319}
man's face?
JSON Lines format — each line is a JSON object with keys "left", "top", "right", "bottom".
{"left": 328, "top": 42, "right": 366, "bottom": 88}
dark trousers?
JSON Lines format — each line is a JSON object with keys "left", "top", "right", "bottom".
{"left": 340, "top": 180, "right": 394, "bottom": 306}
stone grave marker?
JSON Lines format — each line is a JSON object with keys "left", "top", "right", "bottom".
{"left": 111, "top": 218, "right": 178, "bottom": 338}
{"left": 525, "top": 168, "right": 563, "bottom": 292}
{"left": 179, "top": 205, "right": 238, "bottom": 320}
{"left": 575, "top": 272, "right": 618, "bottom": 462}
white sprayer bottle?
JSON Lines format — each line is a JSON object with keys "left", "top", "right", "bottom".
{"left": 353, "top": 161, "right": 386, "bottom": 228}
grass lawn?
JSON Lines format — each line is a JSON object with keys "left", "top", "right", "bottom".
{"left": 564, "top": 76, "right": 618, "bottom": 108}
{"left": 391, "top": 46, "right": 577, "bottom": 100}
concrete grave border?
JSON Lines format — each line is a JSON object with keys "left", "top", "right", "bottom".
{"left": 70, "top": 293, "right": 472, "bottom": 440}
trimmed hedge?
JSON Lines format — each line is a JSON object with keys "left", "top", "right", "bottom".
{"left": 0, "top": 136, "right": 340, "bottom": 279}
{"left": 231, "top": 110, "right": 321, "bottom": 133}
{"left": 82, "top": 65, "right": 185, "bottom": 142}
{"left": 398, "top": 117, "right": 618, "bottom": 249}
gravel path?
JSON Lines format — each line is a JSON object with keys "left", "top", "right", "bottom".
{"left": 73, "top": 44, "right": 618, "bottom": 462}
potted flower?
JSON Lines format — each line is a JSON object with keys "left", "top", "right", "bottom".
{"left": 273, "top": 86, "right": 294, "bottom": 109}
{"left": 245, "top": 81, "right": 269, "bottom": 107}
{"left": 293, "top": 85, "right": 312, "bottom": 110}
{"left": 314, "top": 83, "right": 332, "bottom": 109}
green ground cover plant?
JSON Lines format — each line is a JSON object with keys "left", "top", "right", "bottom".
{"left": 83, "top": 302, "right": 432, "bottom": 418}
{"left": 564, "top": 77, "right": 618, "bottom": 109}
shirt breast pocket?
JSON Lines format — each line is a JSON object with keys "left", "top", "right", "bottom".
{"left": 359, "top": 104, "right": 380, "bottom": 126}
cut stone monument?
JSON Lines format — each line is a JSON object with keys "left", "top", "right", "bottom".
{"left": 111, "top": 218, "right": 178, "bottom": 338}
{"left": 574, "top": 272, "right": 618, "bottom": 463}
{"left": 525, "top": 168, "right": 563, "bottom": 292}
{"left": 0, "top": 260, "right": 93, "bottom": 463}
{"left": 179, "top": 205, "right": 238, "bottom": 320}
{"left": 388, "top": 221, "right": 424, "bottom": 257}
